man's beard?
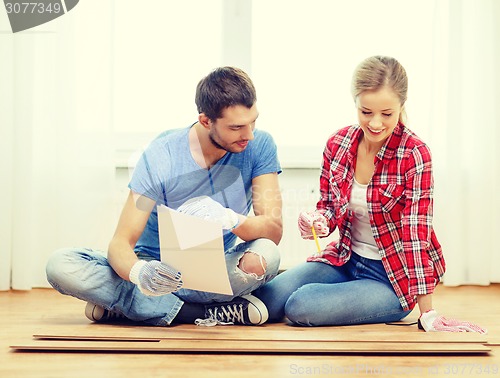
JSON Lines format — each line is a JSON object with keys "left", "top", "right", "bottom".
{"left": 209, "top": 132, "right": 229, "bottom": 151}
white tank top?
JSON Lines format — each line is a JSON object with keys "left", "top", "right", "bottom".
{"left": 349, "top": 178, "right": 381, "bottom": 260}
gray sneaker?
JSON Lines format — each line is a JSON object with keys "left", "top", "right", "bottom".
{"left": 85, "top": 302, "right": 127, "bottom": 322}
{"left": 196, "top": 295, "right": 268, "bottom": 326}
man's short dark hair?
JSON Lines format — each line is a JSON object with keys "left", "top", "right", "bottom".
{"left": 195, "top": 67, "right": 256, "bottom": 121}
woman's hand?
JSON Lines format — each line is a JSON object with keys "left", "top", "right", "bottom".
{"left": 418, "top": 309, "right": 487, "bottom": 334}
{"left": 298, "top": 210, "right": 329, "bottom": 240}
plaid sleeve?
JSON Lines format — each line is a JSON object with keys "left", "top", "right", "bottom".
{"left": 316, "top": 139, "right": 337, "bottom": 231}
{"left": 402, "top": 143, "right": 436, "bottom": 297}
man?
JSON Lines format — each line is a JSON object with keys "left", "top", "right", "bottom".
{"left": 46, "top": 67, "right": 283, "bottom": 326}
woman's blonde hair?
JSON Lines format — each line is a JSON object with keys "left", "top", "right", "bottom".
{"left": 351, "top": 56, "right": 408, "bottom": 124}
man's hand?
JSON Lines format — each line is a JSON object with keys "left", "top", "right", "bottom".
{"left": 129, "top": 260, "right": 183, "bottom": 296}
{"left": 298, "top": 210, "right": 329, "bottom": 240}
{"left": 177, "top": 196, "right": 243, "bottom": 230}
{"left": 418, "top": 309, "right": 487, "bottom": 334}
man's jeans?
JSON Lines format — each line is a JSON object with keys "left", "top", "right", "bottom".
{"left": 254, "top": 252, "right": 412, "bottom": 326}
{"left": 46, "top": 238, "right": 279, "bottom": 326}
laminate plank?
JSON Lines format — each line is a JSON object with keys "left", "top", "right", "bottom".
{"left": 10, "top": 338, "right": 491, "bottom": 355}
{"left": 31, "top": 322, "right": 488, "bottom": 344}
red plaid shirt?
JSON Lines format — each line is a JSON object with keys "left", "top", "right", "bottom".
{"left": 307, "top": 124, "right": 446, "bottom": 311}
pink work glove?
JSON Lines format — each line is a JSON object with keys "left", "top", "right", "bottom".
{"left": 418, "top": 310, "right": 487, "bottom": 334}
{"left": 298, "top": 210, "right": 329, "bottom": 240}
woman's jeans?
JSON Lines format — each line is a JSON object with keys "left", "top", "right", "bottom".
{"left": 254, "top": 252, "right": 412, "bottom": 326}
{"left": 45, "top": 238, "right": 280, "bottom": 326}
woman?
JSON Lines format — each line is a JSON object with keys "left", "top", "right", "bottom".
{"left": 255, "top": 56, "right": 485, "bottom": 333}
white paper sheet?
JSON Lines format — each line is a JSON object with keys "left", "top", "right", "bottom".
{"left": 157, "top": 205, "right": 233, "bottom": 295}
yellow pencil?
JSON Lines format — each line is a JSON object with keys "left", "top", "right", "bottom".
{"left": 311, "top": 226, "right": 321, "bottom": 253}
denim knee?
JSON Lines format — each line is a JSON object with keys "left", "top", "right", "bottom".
{"left": 45, "top": 248, "right": 74, "bottom": 288}
{"left": 45, "top": 247, "right": 107, "bottom": 294}
{"left": 284, "top": 286, "right": 316, "bottom": 326}
{"left": 249, "top": 238, "right": 280, "bottom": 278}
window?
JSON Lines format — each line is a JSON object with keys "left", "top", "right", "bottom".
{"left": 251, "top": 0, "right": 436, "bottom": 165}
{"left": 112, "top": 0, "right": 223, "bottom": 142}
{"left": 113, "top": 0, "right": 437, "bottom": 167}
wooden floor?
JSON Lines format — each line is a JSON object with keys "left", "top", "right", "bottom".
{"left": 1, "top": 285, "right": 499, "bottom": 378}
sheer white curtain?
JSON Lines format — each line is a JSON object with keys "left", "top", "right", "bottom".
{"left": 0, "top": 2, "right": 116, "bottom": 290}
{"left": 1, "top": 0, "right": 224, "bottom": 290}
{"left": 430, "top": 0, "right": 500, "bottom": 285}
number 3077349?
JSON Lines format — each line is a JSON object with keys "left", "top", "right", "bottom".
{"left": 5, "top": 2, "right": 62, "bottom": 14}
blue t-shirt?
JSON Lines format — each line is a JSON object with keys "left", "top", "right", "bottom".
{"left": 128, "top": 125, "right": 281, "bottom": 259}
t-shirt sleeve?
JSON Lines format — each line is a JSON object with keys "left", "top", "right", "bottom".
{"left": 252, "top": 131, "right": 282, "bottom": 178}
{"left": 128, "top": 140, "right": 167, "bottom": 204}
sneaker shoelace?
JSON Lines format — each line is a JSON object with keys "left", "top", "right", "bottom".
{"left": 195, "top": 303, "right": 246, "bottom": 327}
{"left": 104, "top": 309, "right": 126, "bottom": 321}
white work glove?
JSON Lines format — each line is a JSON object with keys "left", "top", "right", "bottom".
{"left": 177, "top": 196, "right": 243, "bottom": 230}
{"left": 418, "top": 309, "right": 487, "bottom": 334}
{"left": 298, "top": 210, "right": 329, "bottom": 240}
{"left": 129, "top": 260, "right": 183, "bottom": 296}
